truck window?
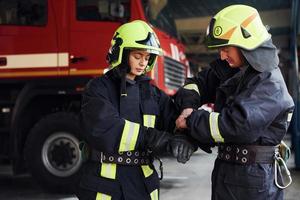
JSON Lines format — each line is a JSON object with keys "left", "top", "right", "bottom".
{"left": 76, "top": 0, "right": 130, "bottom": 22}
{"left": 142, "top": 0, "right": 178, "bottom": 38}
{"left": 0, "top": 0, "right": 47, "bottom": 26}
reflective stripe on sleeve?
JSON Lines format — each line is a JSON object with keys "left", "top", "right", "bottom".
{"left": 100, "top": 163, "right": 116, "bottom": 179}
{"left": 141, "top": 165, "right": 154, "bottom": 177}
{"left": 96, "top": 192, "right": 112, "bottom": 200}
{"left": 150, "top": 189, "right": 159, "bottom": 200}
{"left": 209, "top": 112, "right": 224, "bottom": 143}
{"left": 183, "top": 84, "right": 200, "bottom": 95}
{"left": 143, "top": 115, "right": 156, "bottom": 128}
{"left": 119, "top": 120, "right": 140, "bottom": 152}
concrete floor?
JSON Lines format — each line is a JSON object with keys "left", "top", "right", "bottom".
{"left": 0, "top": 149, "right": 300, "bottom": 200}
{"left": 160, "top": 150, "right": 300, "bottom": 200}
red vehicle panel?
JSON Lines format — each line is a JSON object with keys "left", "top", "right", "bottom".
{"left": 0, "top": 0, "right": 188, "bottom": 191}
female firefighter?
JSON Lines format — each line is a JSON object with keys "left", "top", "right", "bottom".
{"left": 77, "top": 20, "right": 195, "bottom": 200}
{"left": 175, "top": 5, "right": 294, "bottom": 200}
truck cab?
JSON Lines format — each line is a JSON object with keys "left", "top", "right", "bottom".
{"left": 0, "top": 0, "right": 188, "bottom": 191}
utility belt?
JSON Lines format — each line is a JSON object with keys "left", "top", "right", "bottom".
{"left": 218, "top": 143, "right": 292, "bottom": 189}
{"left": 217, "top": 144, "right": 277, "bottom": 165}
{"left": 90, "top": 149, "right": 153, "bottom": 166}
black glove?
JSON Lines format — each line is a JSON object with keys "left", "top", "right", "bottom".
{"left": 143, "top": 127, "right": 172, "bottom": 155}
{"left": 170, "top": 134, "right": 198, "bottom": 164}
{"left": 174, "top": 87, "right": 201, "bottom": 112}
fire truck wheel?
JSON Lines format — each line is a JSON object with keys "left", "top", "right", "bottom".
{"left": 24, "top": 112, "right": 83, "bottom": 192}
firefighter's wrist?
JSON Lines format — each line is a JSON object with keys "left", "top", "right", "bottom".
{"left": 186, "top": 113, "right": 193, "bottom": 129}
{"left": 180, "top": 108, "right": 194, "bottom": 119}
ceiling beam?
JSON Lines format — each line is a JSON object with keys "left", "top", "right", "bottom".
{"left": 175, "top": 9, "right": 291, "bottom": 33}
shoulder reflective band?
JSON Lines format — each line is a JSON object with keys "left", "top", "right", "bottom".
{"left": 119, "top": 120, "right": 140, "bottom": 152}
{"left": 150, "top": 189, "right": 159, "bottom": 200}
{"left": 143, "top": 115, "right": 156, "bottom": 128}
{"left": 209, "top": 112, "right": 224, "bottom": 143}
{"left": 96, "top": 192, "right": 112, "bottom": 200}
{"left": 183, "top": 83, "right": 200, "bottom": 95}
{"left": 287, "top": 112, "right": 293, "bottom": 122}
{"left": 141, "top": 165, "right": 154, "bottom": 177}
{"left": 100, "top": 163, "right": 117, "bottom": 179}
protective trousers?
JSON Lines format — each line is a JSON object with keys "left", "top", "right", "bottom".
{"left": 211, "top": 159, "right": 283, "bottom": 200}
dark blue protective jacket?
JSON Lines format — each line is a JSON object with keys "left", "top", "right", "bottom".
{"left": 78, "top": 69, "right": 177, "bottom": 200}
{"left": 186, "top": 40, "right": 294, "bottom": 146}
{"left": 178, "top": 39, "right": 294, "bottom": 200}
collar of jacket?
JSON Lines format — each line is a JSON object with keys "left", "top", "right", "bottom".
{"left": 105, "top": 67, "right": 153, "bottom": 98}
{"left": 105, "top": 68, "right": 151, "bottom": 83}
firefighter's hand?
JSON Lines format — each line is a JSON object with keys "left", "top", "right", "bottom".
{"left": 174, "top": 87, "right": 201, "bottom": 112}
{"left": 176, "top": 108, "right": 194, "bottom": 129}
{"left": 181, "top": 108, "right": 194, "bottom": 118}
{"left": 170, "top": 134, "right": 198, "bottom": 164}
{"left": 176, "top": 115, "right": 187, "bottom": 129}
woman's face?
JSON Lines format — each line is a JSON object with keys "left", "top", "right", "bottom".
{"left": 127, "top": 50, "right": 150, "bottom": 80}
{"left": 218, "top": 46, "right": 244, "bottom": 68}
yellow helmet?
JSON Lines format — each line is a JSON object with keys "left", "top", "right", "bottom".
{"left": 205, "top": 4, "right": 271, "bottom": 50}
{"left": 107, "top": 20, "right": 163, "bottom": 72}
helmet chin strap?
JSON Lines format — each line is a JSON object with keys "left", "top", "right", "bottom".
{"left": 119, "top": 64, "right": 130, "bottom": 97}
{"left": 120, "top": 70, "right": 127, "bottom": 97}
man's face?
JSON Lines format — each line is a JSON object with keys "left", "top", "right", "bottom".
{"left": 218, "top": 46, "right": 244, "bottom": 68}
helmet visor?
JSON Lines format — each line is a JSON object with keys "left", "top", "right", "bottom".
{"left": 135, "top": 32, "right": 161, "bottom": 55}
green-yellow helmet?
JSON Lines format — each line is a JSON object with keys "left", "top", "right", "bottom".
{"left": 205, "top": 4, "right": 271, "bottom": 50}
{"left": 107, "top": 20, "right": 163, "bottom": 72}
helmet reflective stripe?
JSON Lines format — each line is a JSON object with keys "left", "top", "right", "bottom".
{"left": 209, "top": 112, "right": 224, "bottom": 143}
{"left": 107, "top": 20, "right": 163, "bottom": 71}
{"left": 219, "top": 12, "right": 257, "bottom": 40}
{"left": 205, "top": 5, "right": 271, "bottom": 50}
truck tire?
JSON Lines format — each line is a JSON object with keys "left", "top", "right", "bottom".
{"left": 24, "top": 112, "right": 83, "bottom": 193}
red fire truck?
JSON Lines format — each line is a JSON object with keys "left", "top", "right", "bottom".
{"left": 0, "top": 0, "right": 188, "bottom": 192}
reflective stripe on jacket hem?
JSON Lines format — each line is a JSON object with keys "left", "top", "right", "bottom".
{"left": 96, "top": 192, "right": 112, "bottom": 200}
{"left": 100, "top": 163, "right": 117, "bottom": 179}
{"left": 144, "top": 115, "right": 156, "bottom": 128}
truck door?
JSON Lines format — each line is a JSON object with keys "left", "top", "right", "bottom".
{"left": 69, "top": 0, "right": 130, "bottom": 77}
{"left": 0, "top": 0, "right": 60, "bottom": 78}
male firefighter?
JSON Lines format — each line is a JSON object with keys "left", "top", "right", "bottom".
{"left": 175, "top": 4, "right": 294, "bottom": 200}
